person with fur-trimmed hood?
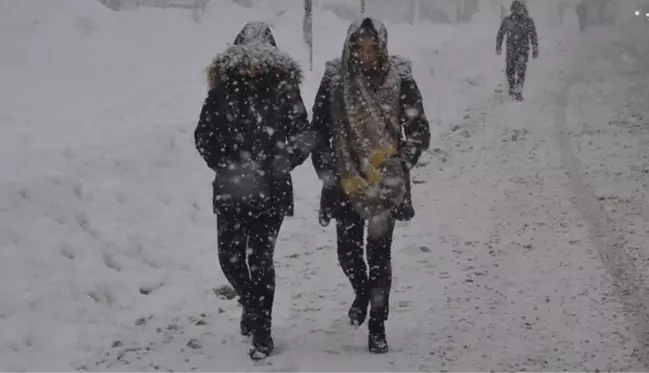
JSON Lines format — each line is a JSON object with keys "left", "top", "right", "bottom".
{"left": 311, "top": 17, "right": 430, "bottom": 354}
{"left": 496, "top": 0, "right": 539, "bottom": 101}
{"left": 194, "top": 21, "right": 312, "bottom": 360}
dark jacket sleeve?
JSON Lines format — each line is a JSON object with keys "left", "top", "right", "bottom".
{"left": 310, "top": 74, "right": 336, "bottom": 183}
{"left": 399, "top": 77, "right": 431, "bottom": 170}
{"left": 194, "top": 89, "right": 226, "bottom": 171}
{"left": 280, "top": 80, "right": 314, "bottom": 171}
{"left": 528, "top": 17, "right": 539, "bottom": 53}
{"left": 496, "top": 17, "right": 506, "bottom": 52}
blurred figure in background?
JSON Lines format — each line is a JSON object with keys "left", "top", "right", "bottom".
{"left": 558, "top": 0, "right": 570, "bottom": 25}
{"left": 576, "top": 0, "right": 587, "bottom": 31}
{"left": 496, "top": 0, "right": 539, "bottom": 101}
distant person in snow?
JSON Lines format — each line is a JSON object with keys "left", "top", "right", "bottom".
{"left": 194, "top": 21, "right": 312, "bottom": 360}
{"left": 311, "top": 17, "right": 430, "bottom": 354}
{"left": 576, "top": 0, "right": 587, "bottom": 31}
{"left": 496, "top": 0, "right": 539, "bottom": 101}
{"left": 557, "top": 0, "right": 570, "bottom": 25}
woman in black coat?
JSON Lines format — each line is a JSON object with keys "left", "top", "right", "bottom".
{"left": 311, "top": 17, "right": 430, "bottom": 354}
{"left": 194, "top": 21, "right": 312, "bottom": 360}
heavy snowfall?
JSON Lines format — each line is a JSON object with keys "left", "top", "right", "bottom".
{"left": 2, "top": 0, "right": 649, "bottom": 370}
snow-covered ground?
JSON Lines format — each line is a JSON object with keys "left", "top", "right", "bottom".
{"left": 2, "top": 0, "right": 649, "bottom": 371}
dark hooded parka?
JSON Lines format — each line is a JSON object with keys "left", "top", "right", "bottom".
{"left": 311, "top": 17, "right": 431, "bottom": 224}
{"left": 497, "top": 1, "right": 538, "bottom": 58}
{"left": 195, "top": 22, "right": 312, "bottom": 218}
{"left": 496, "top": 1, "right": 539, "bottom": 97}
{"left": 194, "top": 22, "right": 312, "bottom": 359}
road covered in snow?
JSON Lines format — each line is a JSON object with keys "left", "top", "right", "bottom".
{"left": 1, "top": 1, "right": 649, "bottom": 371}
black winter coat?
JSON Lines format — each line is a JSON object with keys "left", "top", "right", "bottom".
{"left": 496, "top": 12, "right": 539, "bottom": 56}
{"left": 311, "top": 57, "right": 431, "bottom": 222}
{"left": 195, "top": 23, "right": 312, "bottom": 217}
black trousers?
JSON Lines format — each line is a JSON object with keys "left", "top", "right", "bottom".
{"left": 217, "top": 212, "right": 284, "bottom": 334}
{"left": 506, "top": 51, "right": 529, "bottom": 94}
{"left": 336, "top": 209, "right": 395, "bottom": 323}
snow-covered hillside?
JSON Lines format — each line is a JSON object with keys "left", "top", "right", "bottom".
{"left": 1, "top": 0, "right": 649, "bottom": 370}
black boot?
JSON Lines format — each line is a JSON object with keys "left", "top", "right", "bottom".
{"left": 368, "top": 318, "right": 388, "bottom": 354}
{"left": 349, "top": 293, "right": 369, "bottom": 327}
{"left": 238, "top": 297, "right": 256, "bottom": 337}
{"left": 249, "top": 329, "right": 274, "bottom": 360}
{"left": 240, "top": 307, "right": 256, "bottom": 337}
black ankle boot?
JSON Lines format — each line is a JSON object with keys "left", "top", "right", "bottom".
{"left": 240, "top": 307, "right": 256, "bottom": 337}
{"left": 368, "top": 319, "right": 388, "bottom": 354}
{"left": 349, "top": 293, "right": 369, "bottom": 327}
{"left": 238, "top": 297, "right": 256, "bottom": 337}
{"left": 249, "top": 329, "right": 274, "bottom": 360}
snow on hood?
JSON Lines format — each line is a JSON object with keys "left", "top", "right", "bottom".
{"left": 206, "top": 21, "right": 303, "bottom": 89}
{"left": 511, "top": 0, "right": 529, "bottom": 15}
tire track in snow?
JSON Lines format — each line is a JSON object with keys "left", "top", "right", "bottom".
{"left": 554, "top": 73, "right": 649, "bottom": 367}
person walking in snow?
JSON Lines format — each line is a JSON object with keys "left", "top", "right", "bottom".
{"left": 310, "top": 17, "right": 430, "bottom": 354}
{"left": 194, "top": 21, "right": 313, "bottom": 360}
{"left": 557, "top": 0, "right": 570, "bottom": 25}
{"left": 496, "top": 0, "right": 539, "bottom": 101}
{"left": 576, "top": 0, "right": 587, "bottom": 31}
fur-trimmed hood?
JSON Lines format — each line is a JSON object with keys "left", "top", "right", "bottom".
{"left": 206, "top": 22, "right": 303, "bottom": 89}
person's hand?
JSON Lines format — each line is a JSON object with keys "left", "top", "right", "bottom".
{"left": 533, "top": 49, "right": 539, "bottom": 59}
{"left": 496, "top": 47, "right": 502, "bottom": 56}
{"left": 318, "top": 208, "right": 331, "bottom": 227}
{"left": 341, "top": 175, "right": 368, "bottom": 196}
{"left": 318, "top": 185, "right": 336, "bottom": 227}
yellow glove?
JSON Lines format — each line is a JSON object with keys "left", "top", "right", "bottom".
{"left": 341, "top": 176, "right": 368, "bottom": 196}
{"left": 364, "top": 145, "right": 397, "bottom": 186}
{"left": 368, "top": 145, "right": 397, "bottom": 169}
{"left": 363, "top": 164, "right": 382, "bottom": 185}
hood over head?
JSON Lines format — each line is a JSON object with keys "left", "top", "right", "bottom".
{"left": 341, "top": 17, "right": 389, "bottom": 73}
{"left": 206, "top": 21, "right": 302, "bottom": 89}
{"left": 510, "top": 0, "right": 528, "bottom": 16}
{"left": 233, "top": 21, "right": 277, "bottom": 46}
